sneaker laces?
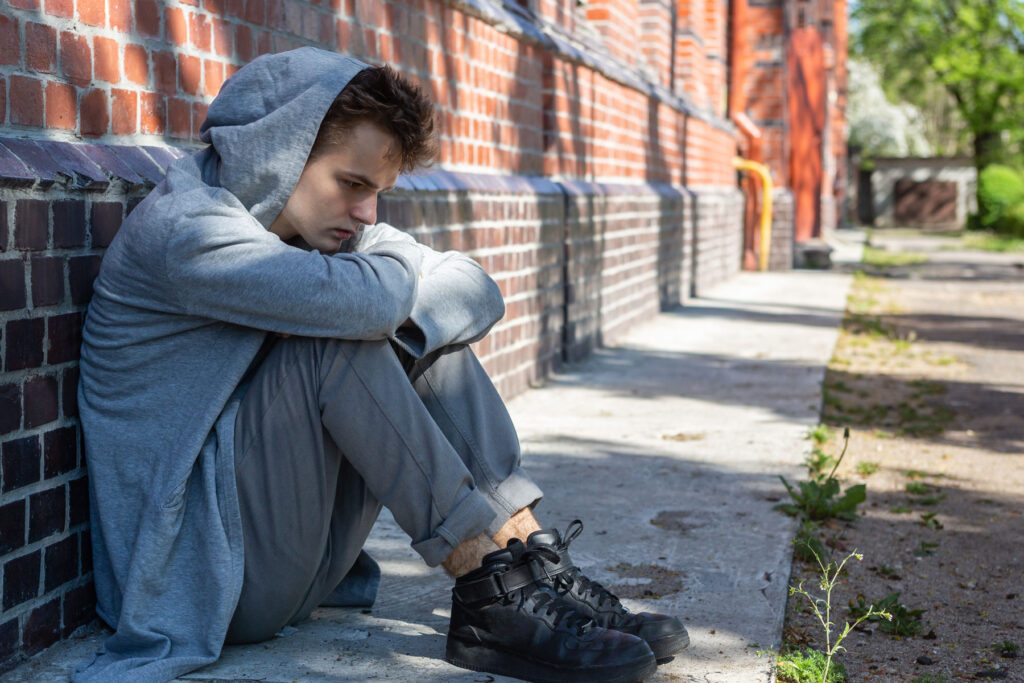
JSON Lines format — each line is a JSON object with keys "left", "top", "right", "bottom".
{"left": 524, "top": 520, "right": 627, "bottom": 614}
{"left": 517, "top": 586, "right": 595, "bottom": 635}
{"left": 555, "top": 563, "right": 626, "bottom": 614}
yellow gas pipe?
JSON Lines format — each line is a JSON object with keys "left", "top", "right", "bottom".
{"left": 732, "top": 157, "right": 773, "bottom": 272}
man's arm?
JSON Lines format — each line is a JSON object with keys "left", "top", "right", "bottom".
{"left": 356, "top": 222, "right": 505, "bottom": 357}
{"left": 164, "top": 197, "right": 425, "bottom": 339}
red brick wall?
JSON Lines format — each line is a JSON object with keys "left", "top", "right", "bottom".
{"left": 739, "top": 0, "right": 788, "bottom": 183}
{"left": 734, "top": 0, "right": 847, "bottom": 231}
{"left": 828, "top": 0, "right": 847, "bottom": 230}
{"left": 533, "top": 0, "right": 579, "bottom": 35}
{"left": 639, "top": 0, "right": 673, "bottom": 88}
{"left": 585, "top": 0, "right": 640, "bottom": 66}
{"left": 673, "top": 0, "right": 728, "bottom": 115}
{"left": 0, "top": 0, "right": 755, "bottom": 671}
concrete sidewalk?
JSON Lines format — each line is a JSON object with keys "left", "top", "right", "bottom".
{"left": 3, "top": 267, "right": 854, "bottom": 683}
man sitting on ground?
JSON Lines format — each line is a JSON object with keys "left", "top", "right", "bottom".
{"left": 76, "top": 47, "right": 688, "bottom": 683}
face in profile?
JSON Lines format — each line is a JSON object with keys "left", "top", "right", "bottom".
{"left": 270, "top": 120, "right": 401, "bottom": 253}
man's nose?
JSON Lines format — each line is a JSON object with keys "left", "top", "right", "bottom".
{"left": 350, "top": 194, "right": 377, "bottom": 226}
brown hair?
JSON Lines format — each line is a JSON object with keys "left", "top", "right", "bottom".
{"left": 310, "top": 65, "right": 438, "bottom": 173}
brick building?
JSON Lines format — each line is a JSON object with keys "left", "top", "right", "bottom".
{"left": 0, "top": 0, "right": 848, "bottom": 669}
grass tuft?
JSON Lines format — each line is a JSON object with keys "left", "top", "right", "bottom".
{"left": 862, "top": 246, "right": 929, "bottom": 267}
{"left": 775, "top": 647, "right": 848, "bottom": 683}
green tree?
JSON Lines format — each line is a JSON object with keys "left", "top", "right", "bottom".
{"left": 847, "top": 59, "right": 932, "bottom": 158}
{"left": 853, "top": 0, "right": 1024, "bottom": 169}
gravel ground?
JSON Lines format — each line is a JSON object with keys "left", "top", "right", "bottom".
{"left": 782, "top": 230, "right": 1024, "bottom": 682}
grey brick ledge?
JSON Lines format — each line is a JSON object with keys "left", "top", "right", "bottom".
{"left": 0, "top": 138, "right": 743, "bottom": 203}
{"left": 0, "top": 138, "right": 189, "bottom": 191}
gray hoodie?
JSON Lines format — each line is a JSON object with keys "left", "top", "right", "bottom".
{"left": 76, "top": 47, "right": 504, "bottom": 682}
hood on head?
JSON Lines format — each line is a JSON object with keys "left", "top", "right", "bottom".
{"left": 199, "top": 47, "right": 369, "bottom": 228}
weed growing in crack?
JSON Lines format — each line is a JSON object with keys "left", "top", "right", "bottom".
{"left": 805, "top": 447, "right": 838, "bottom": 482}
{"left": 870, "top": 564, "right": 901, "bottom": 580}
{"left": 913, "top": 540, "right": 939, "bottom": 557}
{"left": 773, "top": 648, "right": 847, "bottom": 683}
{"left": 778, "top": 429, "right": 866, "bottom": 522}
{"left": 909, "top": 675, "right": 949, "bottom": 683}
{"left": 849, "top": 592, "right": 925, "bottom": 636}
{"left": 808, "top": 424, "right": 835, "bottom": 445}
{"left": 909, "top": 379, "right": 947, "bottom": 396}
{"left": 779, "top": 549, "right": 891, "bottom": 682}
{"left": 794, "top": 520, "right": 828, "bottom": 564}
{"left": 855, "top": 461, "right": 879, "bottom": 476}
{"left": 992, "top": 640, "right": 1020, "bottom": 659}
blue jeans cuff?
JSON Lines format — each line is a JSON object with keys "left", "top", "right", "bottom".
{"left": 484, "top": 466, "right": 544, "bottom": 538}
{"left": 411, "top": 489, "right": 496, "bottom": 567}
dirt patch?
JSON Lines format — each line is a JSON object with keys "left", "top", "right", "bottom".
{"left": 661, "top": 432, "right": 707, "bottom": 442}
{"left": 781, "top": 234, "right": 1024, "bottom": 682}
{"left": 607, "top": 563, "right": 685, "bottom": 600}
{"left": 649, "top": 510, "right": 703, "bottom": 535}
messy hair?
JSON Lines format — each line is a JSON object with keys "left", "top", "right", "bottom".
{"left": 310, "top": 65, "right": 438, "bottom": 173}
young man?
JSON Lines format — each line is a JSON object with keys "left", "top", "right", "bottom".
{"left": 76, "top": 47, "right": 687, "bottom": 683}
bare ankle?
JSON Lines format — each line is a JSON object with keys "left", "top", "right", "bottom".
{"left": 442, "top": 533, "right": 499, "bottom": 577}
{"left": 442, "top": 508, "right": 543, "bottom": 578}
{"left": 492, "top": 506, "right": 542, "bottom": 549}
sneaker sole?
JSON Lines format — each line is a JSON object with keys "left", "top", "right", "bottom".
{"left": 446, "top": 636, "right": 657, "bottom": 683}
{"left": 647, "top": 630, "right": 690, "bottom": 661}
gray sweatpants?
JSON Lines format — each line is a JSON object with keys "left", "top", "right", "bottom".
{"left": 225, "top": 337, "right": 543, "bottom": 644}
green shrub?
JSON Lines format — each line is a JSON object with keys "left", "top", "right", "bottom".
{"left": 967, "top": 211, "right": 982, "bottom": 231}
{"left": 1003, "top": 202, "right": 1024, "bottom": 238}
{"left": 978, "top": 164, "right": 1024, "bottom": 233}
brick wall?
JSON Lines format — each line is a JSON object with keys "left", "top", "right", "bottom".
{"left": 0, "top": 143, "right": 177, "bottom": 666}
{"left": 672, "top": 0, "right": 728, "bottom": 115}
{"left": 0, "top": 0, "right": 754, "bottom": 671}
{"left": 377, "top": 171, "right": 568, "bottom": 399}
{"left": 741, "top": 0, "right": 788, "bottom": 184}
{"left": 585, "top": 0, "right": 640, "bottom": 66}
{"left": 691, "top": 187, "right": 744, "bottom": 296}
{"left": 638, "top": 0, "right": 673, "bottom": 88}
{"left": 561, "top": 181, "right": 691, "bottom": 361}
{"left": 826, "top": 0, "right": 847, "bottom": 234}
{"left": 735, "top": 0, "right": 847, "bottom": 244}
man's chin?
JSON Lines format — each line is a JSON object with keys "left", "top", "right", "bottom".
{"left": 335, "top": 233, "right": 358, "bottom": 253}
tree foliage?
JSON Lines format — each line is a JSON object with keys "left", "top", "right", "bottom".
{"left": 847, "top": 59, "right": 932, "bottom": 158}
{"left": 853, "top": 0, "right": 1024, "bottom": 168}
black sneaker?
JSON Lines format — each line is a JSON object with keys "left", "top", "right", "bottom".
{"left": 446, "top": 545, "right": 657, "bottom": 683}
{"left": 521, "top": 520, "right": 690, "bottom": 661}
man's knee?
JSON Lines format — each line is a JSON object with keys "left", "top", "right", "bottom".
{"left": 263, "top": 335, "right": 404, "bottom": 385}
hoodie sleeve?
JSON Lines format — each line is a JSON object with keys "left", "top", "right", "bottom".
{"left": 356, "top": 223, "right": 506, "bottom": 358}
{"left": 164, "top": 195, "right": 424, "bottom": 339}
